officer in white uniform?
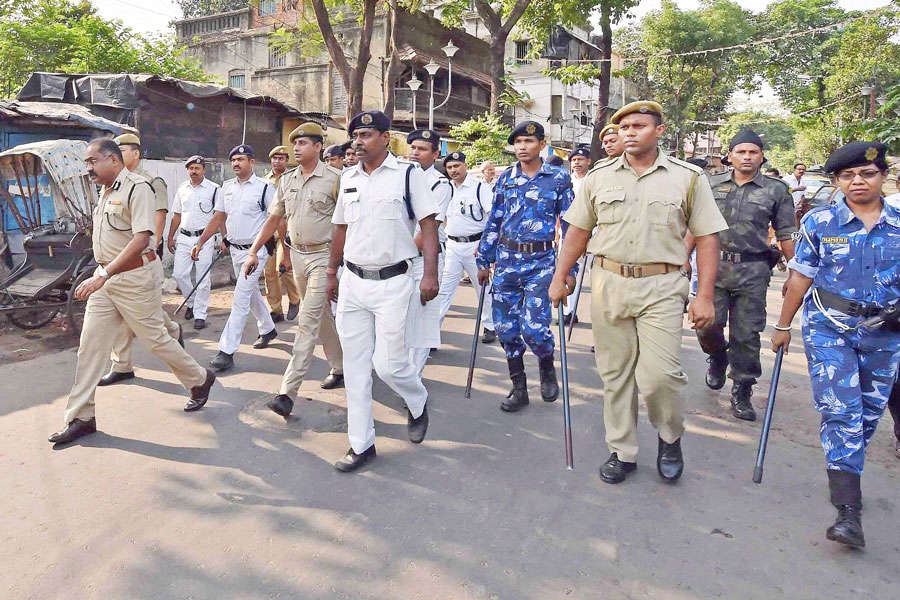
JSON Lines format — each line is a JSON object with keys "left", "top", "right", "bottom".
{"left": 563, "top": 146, "right": 593, "bottom": 324}
{"left": 192, "top": 144, "right": 277, "bottom": 372}
{"left": 327, "top": 111, "right": 440, "bottom": 472}
{"left": 406, "top": 129, "right": 452, "bottom": 374}
{"left": 167, "top": 155, "right": 220, "bottom": 330}
{"left": 437, "top": 151, "right": 495, "bottom": 341}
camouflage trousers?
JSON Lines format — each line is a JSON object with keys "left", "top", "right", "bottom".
{"left": 805, "top": 343, "right": 900, "bottom": 474}
{"left": 696, "top": 262, "right": 770, "bottom": 385}
{"left": 491, "top": 247, "right": 555, "bottom": 360}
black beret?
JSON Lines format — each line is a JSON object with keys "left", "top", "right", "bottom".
{"left": 508, "top": 120, "right": 544, "bottom": 144}
{"left": 348, "top": 110, "right": 390, "bottom": 137}
{"left": 546, "top": 155, "right": 564, "bottom": 167}
{"left": 824, "top": 141, "right": 888, "bottom": 174}
{"left": 728, "top": 128, "right": 764, "bottom": 151}
{"left": 229, "top": 144, "right": 254, "bottom": 159}
{"left": 686, "top": 156, "right": 709, "bottom": 168}
{"left": 571, "top": 147, "right": 590, "bottom": 159}
{"left": 444, "top": 151, "right": 466, "bottom": 166}
{"left": 407, "top": 129, "right": 440, "bottom": 149}
{"left": 323, "top": 144, "right": 344, "bottom": 159}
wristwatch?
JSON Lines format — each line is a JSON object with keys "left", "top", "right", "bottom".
{"left": 96, "top": 264, "right": 109, "bottom": 279}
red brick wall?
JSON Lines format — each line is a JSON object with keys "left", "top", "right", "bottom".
{"left": 251, "top": 0, "right": 302, "bottom": 28}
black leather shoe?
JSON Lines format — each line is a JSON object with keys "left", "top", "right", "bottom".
{"left": 408, "top": 404, "right": 428, "bottom": 443}
{"left": 177, "top": 323, "right": 184, "bottom": 348}
{"left": 599, "top": 453, "right": 637, "bottom": 484}
{"left": 267, "top": 394, "right": 294, "bottom": 418}
{"left": 286, "top": 303, "right": 300, "bottom": 321}
{"left": 562, "top": 312, "right": 578, "bottom": 326}
{"left": 185, "top": 308, "right": 194, "bottom": 320}
{"left": 826, "top": 505, "right": 865, "bottom": 548}
{"left": 210, "top": 351, "right": 234, "bottom": 372}
{"left": 539, "top": 354, "right": 559, "bottom": 402}
{"left": 194, "top": 318, "right": 206, "bottom": 330}
{"left": 730, "top": 382, "right": 757, "bottom": 421}
{"left": 253, "top": 328, "right": 278, "bottom": 349}
{"left": 48, "top": 417, "right": 97, "bottom": 444}
{"left": 705, "top": 351, "right": 728, "bottom": 390}
{"left": 98, "top": 370, "right": 135, "bottom": 386}
{"left": 501, "top": 357, "right": 529, "bottom": 412}
{"left": 334, "top": 445, "right": 376, "bottom": 472}
{"left": 270, "top": 311, "right": 285, "bottom": 324}
{"left": 320, "top": 373, "right": 344, "bottom": 389}
{"left": 185, "top": 368, "right": 216, "bottom": 411}
{"left": 657, "top": 437, "right": 684, "bottom": 482}
{"left": 481, "top": 328, "right": 497, "bottom": 343}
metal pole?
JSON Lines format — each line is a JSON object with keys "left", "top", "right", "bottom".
{"left": 753, "top": 346, "right": 784, "bottom": 484}
{"left": 175, "top": 250, "right": 223, "bottom": 315}
{"left": 557, "top": 303, "right": 574, "bottom": 469}
{"left": 566, "top": 255, "right": 592, "bottom": 342}
{"left": 464, "top": 283, "right": 487, "bottom": 399}
{"left": 428, "top": 74, "right": 435, "bottom": 130}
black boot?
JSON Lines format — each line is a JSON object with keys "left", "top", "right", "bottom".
{"left": 826, "top": 470, "right": 865, "bottom": 548}
{"left": 538, "top": 354, "right": 559, "bottom": 402}
{"left": 501, "top": 356, "right": 529, "bottom": 412}
{"left": 730, "top": 382, "right": 757, "bottom": 421}
{"left": 705, "top": 351, "right": 728, "bottom": 390}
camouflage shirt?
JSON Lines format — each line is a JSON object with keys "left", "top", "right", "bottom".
{"left": 709, "top": 170, "right": 796, "bottom": 254}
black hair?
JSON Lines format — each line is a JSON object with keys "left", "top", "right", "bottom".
{"left": 765, "top": 167, "right": 781, "bottom": 177}
{"left": 91, "top": 138, "right": 123, "bottom": 161}
{"left": 546, "top": 155, "right": 564, "bottom": 167}
{"left": 793, "top": 163, "right": 806, "bottom": 170}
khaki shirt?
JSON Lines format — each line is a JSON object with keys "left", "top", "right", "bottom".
{"left": 708, "top": 170, "right": 796, "bottom": 254}
{"left": 92, "top": 168, "right": 157, "bottom": 264}
{"left": 134, "top": 165, "right": 168, "bottom": 212}
{"left": 564, "top": 150, "right": 728, "bottom": 266}
{"left": 269, "top": 161, "right": 341, "bottom": 245}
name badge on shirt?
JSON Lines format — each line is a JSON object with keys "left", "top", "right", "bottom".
{"left": 343, "top": 188, "right": 359, "bottom": 203}
{"left": 716, "top": 185, "right": 732, "bottom": 192}
{"left": 822, "top": 236, "right": 849, "bottom": 244}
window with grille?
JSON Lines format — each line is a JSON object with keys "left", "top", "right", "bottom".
{"left": 269, "top": 46, "right": 286, "bottom": 68}
{"left": 259, "top": 0, "right": 277, "bottom": 16}
{"left": 550, "top": 95, "right": 562, "bottom": 123}
{"left": 229, "top": 74, "right": 246, "bottom": 89}
{"left": 515, "top": 40, "right": 531, "bottom": 64}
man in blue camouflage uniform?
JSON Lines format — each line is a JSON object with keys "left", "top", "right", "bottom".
{"left": 773, "top": 141, "right": 900, "bottom": 549}
{"left": 477, "top": 121, "right": 576, "bottom": 412}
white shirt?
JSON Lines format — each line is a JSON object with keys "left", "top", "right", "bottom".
{"left": 173, "top": 178, "right": 219, "bottom": 232}
{"left": 783, "top": 174, "right": 805, "bottom": 208}
{"left": 215, "top": 173, "right": 275, "bottom": 244}
{"left": 421, "top": 164, "right": 452, "bottom": 242}
{"left": 446, "top": 174, "right": 493, "bottom": 237}
{"left": 333, "top": 153, "right": 439, "bottom": 269}
{"left": 571, "top": 171, "right": 588, "bottom": 198}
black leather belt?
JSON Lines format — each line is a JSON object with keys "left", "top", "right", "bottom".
{"left": 499, "top": 235, "right": 554, "bottom": 253}
{"left": 720, "top": 250, "right": 770, "bottom": 264}
{"left": 226, "top": 240, "right": 252, "bottom": 250}
{"left": 449, "top": 232, "right": 483, "bottom": 243}
{"left": 179, "top": 228, "right": 205, "bottom": 237}
{"left": 814, "top": 288, "right": 882, "bottom": 318}
{"left": 346, "top": 259, "right": 409, "bottom": 280}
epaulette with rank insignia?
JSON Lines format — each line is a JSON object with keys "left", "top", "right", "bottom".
{"left": 667, "top": 155, "right": 704, "bottom": 175}
{"left": 763, "top": 174, "right": 790, "bottom": 192}
{"left": 586, "top": 156, "right": 618, "bottom": 175}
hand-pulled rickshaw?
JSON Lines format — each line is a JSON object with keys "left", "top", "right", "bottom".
{"left": 0, "top": 140, "right": 97, "bottom": 334}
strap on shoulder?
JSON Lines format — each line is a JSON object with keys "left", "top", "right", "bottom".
{"left": 259, "top": 183, "right": 269, "bottom": 212}
{"left": 404, "top": 164, "right": 415, "bottom": 220}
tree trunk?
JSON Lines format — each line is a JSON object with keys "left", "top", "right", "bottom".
{"left": 590, "top": 2, "right": 613, "bottom": 161}
{"left": 382, "top": 3, "right": 403, "bottom": 119}
{"left": 488, "top": 39, "right": 506, "bottom": 115}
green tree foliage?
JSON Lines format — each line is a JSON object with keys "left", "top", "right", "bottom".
{"left": 448, "top": 112, "right": 511, "bottom": 164}
{"left": 0, "top": 0, "right": 211, "bottom": 98}
{"left": 177, "top": 0, "right": 248, "bottom": 18}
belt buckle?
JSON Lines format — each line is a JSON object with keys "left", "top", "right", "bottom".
{"left": 523, "top": 242, "right": 533, "bottom": 253}
{"left": 619, "top": 264, "right": 635, "bottom": 278}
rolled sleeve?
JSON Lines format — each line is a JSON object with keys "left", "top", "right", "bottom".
{"left": 409, "top": 167, "right": 439, "bottom": 222}
{"left": 686, "top": 173, "right": 728, "bottom": 237}
{"left": 332, "top": 177, "right": 348, "bottom": 225}
{"left": 214, "top": 183, "right": 227, "bottom": 212}
{"left": 773, "top": 186, "right": 798, "bottom": 240}
{"left": 563, "top": 175, "right": 597, "bottom": 232}
{"left": 153, "top": 179, "right": 168, "bottom": 212}
{"left": 129, "top": 183, "right": 157, "bottom": 235}
{"left": 789, "top": 218, "right": 819, "bottom": 279}
{"left": 172, "top": 187, "right": 185, "bottom": 214}
{"left": 268, "top": 178, "right": 287, "bottom": 218}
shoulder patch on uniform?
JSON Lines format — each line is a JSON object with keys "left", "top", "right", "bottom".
{"left": 587, "top": 158, "right": 617, "bottom": 174}
{"left": 324, "top": 165, "right": 342, "bottom": 177}
{"left": 763, "top": 175, "right": 790, "bottom": 191}
{"left": 126, "top": 170, "right": 150, "bottom": 183}
{"left": 667, "top": 156, "right": 704, "bottom": 174}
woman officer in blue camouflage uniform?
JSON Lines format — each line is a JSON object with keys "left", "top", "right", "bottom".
{"left": 772, "top": 141, "right": 900, "bottom": 549}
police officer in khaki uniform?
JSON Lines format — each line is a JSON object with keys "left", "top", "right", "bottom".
{"left": 243, "top": 122, "right": 345, "bottom": 418}
{"left": 263, "top": 145, "right": 301, "bottom": 322}
{"left": 600, "top": 123, "right": 624, "bottom": 160}
{"left": 49, "top": 139, "right": 215, "bottom": 445}
{"left": 98, "top": 133, "right": 183, "bottom": 387}
{"left": 550, "top": 101, "right": 728, "bottom": 484}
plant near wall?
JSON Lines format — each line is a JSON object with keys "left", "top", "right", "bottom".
{"left": 448, "top": 112, "right": 511, "bottom": 164}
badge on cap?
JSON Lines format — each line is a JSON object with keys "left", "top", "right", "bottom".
{"left": 361, "top": 114, "right": 373, "bottom": 125}
{"left": 525, "top": 124, "right": 536, "bottom": 135}
{"left": 239, "top": 146, "right": 245, "bottom": 153}
{"left": 865, "top": 146, "right": 878, "bottom": 161}
{"left": 639, "top": 106, "right": 650, "bottom": 114}
{"left": 423, "top": 131, "right": 431, "bottom": 139}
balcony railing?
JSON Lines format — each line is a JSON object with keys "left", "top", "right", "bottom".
{"left": 177, "top": 9, "right": 249, "bottom": 40}
{"left": 393, "top": 88, "right": 493, "bottom": 127}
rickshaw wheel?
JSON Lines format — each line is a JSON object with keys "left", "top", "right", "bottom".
{"left": 7, "top": 302, "right": 61, "bottom": 329}
{"left": 66, "top": 271, "right": 91, "bottom": 335}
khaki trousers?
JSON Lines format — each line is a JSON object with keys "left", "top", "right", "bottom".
{"left": 279, "top": 248, "right": 342, "bottom": 397}
{"left": 63, "top": 261, "right": 207, "bottom": 426}
{"left": 264, "top": 236, "right": 300, "bottom": 315}
{"left": 591, "top": 268, "right": 689, "bottom": 462}
{"left": 109, "top": 310, "right": 181, "bottom": 373}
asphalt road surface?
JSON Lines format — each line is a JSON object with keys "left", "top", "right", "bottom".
{"left": 2, "top": 271, "right": 898, "bottom": 600}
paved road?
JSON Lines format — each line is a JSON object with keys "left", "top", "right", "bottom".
{"left": 2, "top": 272, "right": 898, "bottom": 599}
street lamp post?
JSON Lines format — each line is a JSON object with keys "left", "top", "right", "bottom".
{"left": 407, "top": 75, "right": 422, "bottom": 130}
{"left": 417, "top": 41, "right": 458, "bottom": 130}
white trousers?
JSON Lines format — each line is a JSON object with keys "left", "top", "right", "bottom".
{"left": 564, "top": 254, "right": 591, "bottom": 317}
{"left": 173, "top": 232, "right": 215, "bottom": 320}
{"left": 336, "top": 268, "right": 427, "bottom": 454}
{"left": 437, "top": 239, "right": 494, "bottom": 329}
{"left": 218, "top": 246, "right": 275, "bottom": 355}
{"left": 408, "top": 253, "right": 444, "bottom": 375}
